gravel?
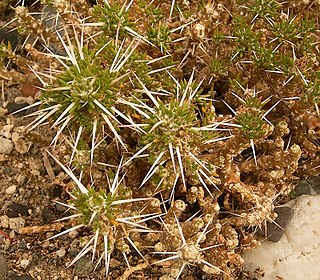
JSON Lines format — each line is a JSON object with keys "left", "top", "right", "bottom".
{"left": 5, "top": 185, "right": 17, "bottom": 195}
{"left": 9, "top": 217, "right": 25, "bottom": 231}
{"left": 56, "top": 248, "right": 66, "bottom": 258}
{"left": 0, "top": 137, "right": 13, "bottom": 154}
{"left": 20, "top": 259, "right": 30, "bottom": 269}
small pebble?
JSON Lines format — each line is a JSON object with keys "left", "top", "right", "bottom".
{"left": 6, "top": 185, "right": 17, "bottom": 195}
{"left": 55, "top": 203, "right": 67, "bottom": 212}
{"left": 11, "top": 132, "right": 19, "bottom": 143}
{"left": 6, "top": 102, "right": 29, "bottom": 116}
{"left": 20, "top": 259, "right": 30, "bottom": 269}
{"left": 6, "top": 203, "right": 30, "bottom": 218}
{"left": 28, "top": 159, "right": 41, "bottom": 176}
{"left": 46, "top": 232, "right": 54, "bottom": 239}
{"left": 0, "top": 137, "right": 14, "bottom": 155}
{"left": 9, "top": 217, "right": 25, "bottom": 231}
{"left": 109, "top": 258, "right": 121, "bottom": 268}
{"left": 74, "top": 258, "right": 94, "bottom": 277}
{"left": 0, "top": 215, "right": 9, "bottom": 229}
{"left": 68, "top": 229, "right": 79, "bottom": 239}
{"left": 110, "top": 271, "right": 120, "bottom": 278}
{"left": 3, "top": 167, "right": 11, "bottom": 174}
{"left": 19, "top": 240, "right": 27, "bottom": 250}
{"left": 0, "top": 125, "right": 14, "bottom": 138}
{"left": 9, "top": 230, "right": 16, "bottom": 239}
{"left": 56, "top": 248, "right": 66, "bottom": 258}
{"left": 14, "top": 139, "right": 29, "bottom": 154}
{"left": 14, "top": 96, "right": 34, "bottom": 105}
{"left": 41, "top": 240, "right": 50, "bottom": 249}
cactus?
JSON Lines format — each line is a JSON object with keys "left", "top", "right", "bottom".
{"left": 1, "top": 0, "right": 320, "bottom": 279}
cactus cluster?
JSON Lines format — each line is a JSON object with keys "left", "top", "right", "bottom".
{"left": 1, "top": 0, "right": 320, "bottom": 279}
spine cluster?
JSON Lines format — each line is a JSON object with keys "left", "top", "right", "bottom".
{"left": 1, "top": 0, "right": 320, "bottom": 279}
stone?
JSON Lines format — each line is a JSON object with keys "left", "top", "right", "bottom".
{"left": 68, "top": 229, "right": 79, "bottom": 239}
{"left": 6, "top": 203, "right": 30, "bottom": 218}
{"left": 20, "top": 259, "right": 30, "bottom": 268}
{"left": 19, "top": 239, "right": 27, "bottom": 250}
{"left": 56, "top": 248, "right": 66, "bottom": 258}
{"left": 243, "top": 195, "right": 320, "bottom": 280}
{"left": 41, "top": 207, "right": 57, "bottom": 223}
{"left": 11, "top": 132, "right": 19, "bottom": 143}
{"left": 14, "top": 139, "right": 29, "bottom": 154}
{"left": 14, "top": 96, "right": 34, "bottom": 104}
{"left": 5, "top": 185, "right": 17, "bottom": 195}
{"left": 6, "top": 102, "right": 30, "bottom": 115}
{"left": 258, "top": 206, "right": 293, "bottom": 242}
{"left": 307, "top": 176, "right": 320, "bottom": 194}
{"left": 0, "top": 137, "right": 13, "bottom": 155}
{"left": 74, "top": 258, "right": 94, "bottom": 277}
{"left": 9, "top": 217, "right": 25, "bottom": 231}
{"left": 41, "top": 240, "right": 50, "bottom": 249}
{"left": 110, "top": 271, "right": 120, "bottom": 278}
{"left": 0, "top": 215, "right": 9, "bottom": 229}
{"left": 109, "top": 258, "right": 121, "bottom": 268}
{"left": 294, "top": 180, "right": 312, "bottom": 196}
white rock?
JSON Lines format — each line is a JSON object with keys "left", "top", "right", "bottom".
{"left": 9, "top": 217, "right": 25, "bottom": 231}
{"left": 243, "top": 195, "right": 320, "bottom": 280}
{"left": 0, "top": 137, "right": 13, "bottom": 154}
{"left": 5, "top": 185, "right": 17, "bottom": 195}
{"left": 0, "top": 215, "right": 9, "bottom": 229}
{"left": 14, "top": 96, "right": 34, "bottom": 105}
{"left": 20, "top": 259, "right": 30, "bottom": 268}
{"left": 56, "top": 248, "right": 66, "bottom": 258}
